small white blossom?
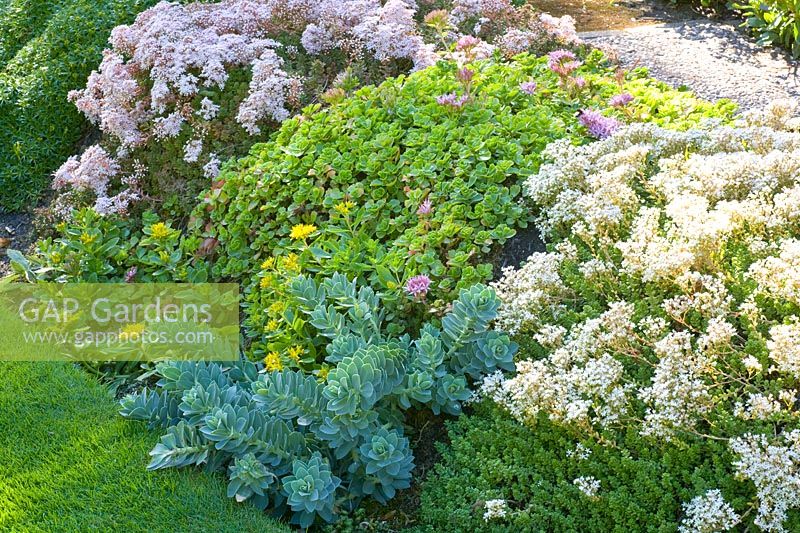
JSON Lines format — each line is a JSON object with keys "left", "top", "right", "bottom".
{"left": 483, "top": 499, "right": 508, "bottom": 522}
{"left": 573, "top": 476, "right": 600, "bottom": 498}
{"left": 679, "top": 489, "right": 740, "bottom": 532}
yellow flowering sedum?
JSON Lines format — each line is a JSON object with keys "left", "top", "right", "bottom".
{"left": 259, "top": 274, "right": 274, "bottom": 289}
{"left": 282, "top": 253, "right": 300, "bottom": 272}
{"left": 290, "top": 224, "right": 317, "bottom": 240}
{"left": 150, "top": 222, "right": 171, "bottom": 239}
{"left": 288, "top": 345, "right": 303, "bottom": 362}
{"left": 79, "top": 232, "right": 96, "bottom": 245}
{"left": 264, "top": 351, "right": 283, "bottom": 372}
{"left": 334, "top": 201, "right": 355, "bottom": 216}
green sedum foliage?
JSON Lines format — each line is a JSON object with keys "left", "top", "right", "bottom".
{"left": 416, "top": 401, "right": 776, "bottom": 532}
{"left": 734, "top": 0, "right": 800, "bottom": 57}
{"left": 119, "top": 276, "right": 516, "bottom": 528}
{"left": 190, "top": 52, "right": 733, "bottom": 361}
{"left": 0, "top": 0, "right": 157, "bottom": 211}
{"left": 12, "top": 208, "right": 208, "bottom": 283}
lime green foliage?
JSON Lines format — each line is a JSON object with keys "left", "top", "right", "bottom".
{"left": 416, "top": 402, "right": 772, "bottom": 532}
{"left": 0, "top": 361, "right": 288, "bottom": 532}
{"left": 12, "top": 209, "right": 208, "bottom": 283}
{"left": 0, "top": 0, "right": 157, "bottom": 211}
{"left": 190, "top": 52, "right": 732, "bottom": 360}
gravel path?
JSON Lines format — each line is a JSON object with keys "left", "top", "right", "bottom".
{"left": 582, "top": 20, "right": 800, "bottom": 110}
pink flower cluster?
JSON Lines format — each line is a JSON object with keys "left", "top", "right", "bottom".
{"left": 538, "top": 13, "right": 579, "bottom": 44}
{"left": 52, "top": 145, "right": 141, "bottom": 215}
{"left": 496, "top": 14, "right": 580, "bottom": 57}
{"left": 519, "top": 80, "right": 537, "bottom": 95}
{"left": 449, "top": 0, "right": 513, "bottom": 27}
{"left": 417, "top": 198, "right": 433, "bottom": 216}
{"left": 56, "top": 0, "right": 440, "bottom": 215}
{"left": 578, "top": 109, "right": 621, "bottom": 139}
{"left": 406, "top": 274, "right": 432, "bottom": 298}
{"left": 547, "top": 49, "right": 582, "bottom": 77}
{"left": 609, "top": 92, "right": 634, "bottom": 107}
{"left": 437, "top": 92, "right": 470, "bottom": 109}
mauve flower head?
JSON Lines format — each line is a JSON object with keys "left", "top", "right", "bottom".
{"left": 406, "top": 274, "right": 432, "bottom": 298}
{"left": 572, "top": 76, "right": 586, "bottom": 89}
{"left": 124, "top": 266, "right": 137, "bottom": 283}
{"left": 548, "top": 49, "right": 582, "bottom": 77}
{"left": 519, "top": 80, "right": 537, "bottom": 95}
{"left": 437, "top": 92, "right": 469, "bottom": 110}
{"left": 456, "top": 67, "right": 474, "bottom": 84}
{"left": 578, "top": 109, "right": 621, "bottom": 139}
{"left": 456, "top": 35, "right": 481, "bottom": 51}
{"left": 417, "top": 198, "right": 433, "bottom": 216}
{"left": 609, "top": 92, "right": 634, "bottom": 107}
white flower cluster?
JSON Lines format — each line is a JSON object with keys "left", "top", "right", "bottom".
{"left": 731, "top": 431, "right": 800, "bottom": 531}
{"left": 573, "top": 476, "right": 600, "bottom": 498}
{"left": 487, "top": 104, "right": 800, "bottom": 530}
{"left": 483, "top": 498, "right": 509, "bottom": 521}
{"left": 490, "top": 251, "right": 570, "bottom": 335}
{"left": 678, "top": 489, "right": 740, "bottom": 533}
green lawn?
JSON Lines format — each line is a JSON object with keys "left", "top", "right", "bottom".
{"left": 0, "top": 361, "right": 289, "bottom": 532}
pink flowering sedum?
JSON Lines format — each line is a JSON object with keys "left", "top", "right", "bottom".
{"left": 519, "top": 80, "right": 537, "bottom": 94}
{"left": 406, "top": 275, "right": 432, "bottom": 298}
{"left": 547, "top": 49, "right": 581, "bottom": 77}
{"left": 578, "top": 109, "right": 621, "bottom": 139}
{"left": 609, "top": 92, "right": 634, "bottom": 107}
{"left": 417, "top": 198, "right": 433, "bottom": 216}
{"left": 437, "top": 92, "right": 470, "bottom": 109}
{"left": 56, "top": 0, "right": 444, "bottom": 215}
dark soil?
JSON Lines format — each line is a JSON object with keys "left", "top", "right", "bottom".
{"left": 495, "top": 224, "right": 546, "bottom": 273}
{"left": 0, "top": 211, "right": 36, "bottom": 277}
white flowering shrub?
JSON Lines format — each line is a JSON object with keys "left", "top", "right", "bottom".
{"left": 485, "top": 100, "right": 800, "bottom": 531}
{"left": 51, "top": 0, "right": 581, "bottom": 217}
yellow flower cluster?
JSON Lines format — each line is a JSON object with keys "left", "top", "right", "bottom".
{"left": 264, "top": 351, "right": 283, "bottom": 372}
{"left": 79, "top": 232, "right": 96, "bottom": 245}
{"left": 268, "top": 301, "right": 286, "bottom": 316}
{"left": 290, "top": 224, "right": 317, "bottom": 240}
{"left": 334, "top": 201, "right": 355, "bottom": 216}
{"left": 282, "top": 253, "right": 300, "bottom": 272}
{"left": 150, "top": 222, "right": 171, "bottom": 239}
{"left": 259, "top": 274, "right": 275, "bottom": 289}
{"left": 288, "top": 345, "right": 303, "bottom": 362}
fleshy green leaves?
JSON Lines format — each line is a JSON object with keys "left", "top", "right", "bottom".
{"left": 120, "top": 276, "right": 516, "bottom": 527}
{"left": 324, "top": 345, "right": 405, "bottom": 416}
{"left": 148, "top": 421, "right": 211, "bottom": 470}
{"left": 282, "top": 453, "right": 340, "bottom": 528}
{"left": 227, "top": 454, "right": 275, "bottom": 510}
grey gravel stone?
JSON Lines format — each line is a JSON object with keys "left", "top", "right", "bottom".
{"left": 581, "top": 20, "right": 800, "bottom": 110}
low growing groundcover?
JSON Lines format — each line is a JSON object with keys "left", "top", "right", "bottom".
{"left": 0, "top": 361, "right": 288, "bottom": 532}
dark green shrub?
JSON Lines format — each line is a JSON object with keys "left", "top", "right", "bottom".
{"left": 0, "top": 0, "right": 157, "bottom": 211}
{"left": 417, "top": 402, "right": 775, "bottom": 532}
